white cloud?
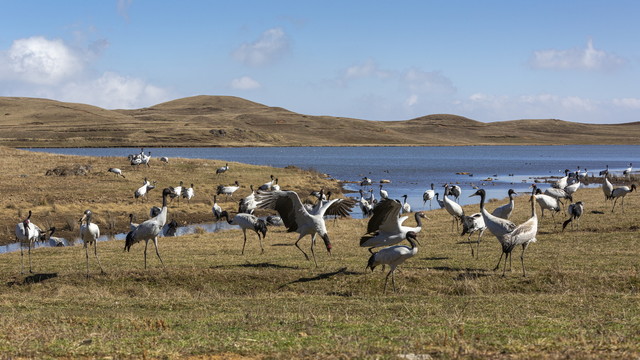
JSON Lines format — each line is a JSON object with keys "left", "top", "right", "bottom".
{"left": 232, "top": 28, "right": 290, "bottom": 67}
{"left": 612, "top": 98, "right": 640, "bottom": 109}
{"left": 0, "top": 36, "right": 83, "bottom": 85}
{"left": 60, "top": 72, "right": 171, "bottom": 109}
{"left": 530, "top": 39, "right": 625, "bottom": 71}
{"left": 343, "top": 59, "right": 391, "bottom": 80}
{"left": 117, "top": 0, "right": 133, "bottom": 21}
{"left": 230, "top": 76, "right": 261, "bottom": 90}
{"left": 402, "top": 68, "right": 456, "bottom": 95}
{"left": 404, "top": 94, "right": 418, "bottom": 107}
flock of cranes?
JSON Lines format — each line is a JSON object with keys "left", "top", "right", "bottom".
{"left": 10, "top": 155, "right": 638, "bottom": 293}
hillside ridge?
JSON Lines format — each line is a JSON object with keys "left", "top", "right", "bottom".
{"left": 1, "top": 95, "right": 638, "bottom": 147}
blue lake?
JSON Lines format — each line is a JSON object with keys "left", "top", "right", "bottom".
{"left": 25, "top": 145, "right": 639, "bottom": 215}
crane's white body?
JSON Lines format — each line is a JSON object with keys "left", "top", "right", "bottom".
{"left": 423, "top": 183, "right": 435, "bottom": 210}
{"left": 217, "top": 181, "right": 240, "bottom": 197}
{"left": 79, "top": 210, "right": 105, "bottom": 276}
{"left": 367, "top": 233, "right": 419, "bottom": 293}
{"left": 443, "top": 185, "right": 464, "bottom": 231}
{"left": 494, "top": 195, "right": 538, "bottom": 277}
{"left": 212, "top": 195, "right": 223, "bottom": 220}
{"left": 15, "top": 212, "right": 45, "bottom": 274}
{"left": 223, "top": 212, "right": 267, "bottom": 254}
{"left": 491, "top": 189, "right": 517, "bottom": 220}
{"left": 125, "top": 189, "right": 172, "bottom": 269}
{"left": 602, "top": 174, "right": 613, "bottom": 201}
{"left": 461, "top": 213, "right": 486, "bottom": 257}
{"left": 611, "top": 184, "right": 636, "bottom": 213}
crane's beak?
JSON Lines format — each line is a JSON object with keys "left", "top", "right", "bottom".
{"left": 79, "top": 214, "right": 87, "bottom": 224}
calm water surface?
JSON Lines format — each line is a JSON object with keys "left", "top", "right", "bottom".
{"left": 26, "top": 145, "right": 639, "bottom": 213}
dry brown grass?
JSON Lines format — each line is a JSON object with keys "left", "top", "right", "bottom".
{"left": 2, "top": 96, "right": 639, "bottom": 147}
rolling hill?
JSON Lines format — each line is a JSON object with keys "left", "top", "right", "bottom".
{"left": 1, "top": 95, "right": 638, "bottom": 147}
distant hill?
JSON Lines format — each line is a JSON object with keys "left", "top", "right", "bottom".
{"left": 1, "top": 95, "right": 638, "bottom": 147}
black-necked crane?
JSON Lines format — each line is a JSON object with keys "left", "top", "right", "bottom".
{"left": 216, "top": 163, "right": 229, "bottom": 175}
{"left": 124, "top": 188, "right": 173, "bottom": 269}
{"left": 358, "top": 189, "right": 373, "bottom": 217}
{"left": 360, "top": 198, "right": 427, "bottom": 253}
{"left": 256, "top": 189, "right": 356, "bottom": 266}
{"left": 494, "top": 189, "right": 538, "bottom": 277}
{"left": 129, "top": 213, "right": 138, "bottom": 232}
{"left": 134, "top": 178, "right": 155, "bottom": 203}
{"left": 422, "top": 183, "right": 435, "bottom": 210}
{"left": 599, "top": 165, "right": 609, "bottom": 176}
{"left": 379, "top": 184, "right": 389, "bottom": 200}
{"left": 623, "top": 162, "right": 633, "bottom": 177}
{"left": 491, "top": 189, "right": 517, "bottom": 220}
{"left": 443, "top": 184, "right": 464, "bottom": 232}
{"left": 611, "top": 184, "right": 636, "bottom": 213}
{"left": 449, "top": 185, "right": 462, "bottom": 202}
{"left": 562, "top": 201, "right": 584, "bottom": 231}
{"left": 366, "top": 231, "right": 420, "bottom": 293}
{"left": 401, "top": 194, "right": 411, "bottom": 213}
{"left": 212, "top": 195, "right": 223, "bottom": 221}
{"left": 219, "top": 211, "right": 268, "bottom": 254}
{"left": 564, "top": 181, "right": 581, "bottom": 197}
{"left": 360, "top": 176, "right": 372, "bottom": 188}
{"left": 79, "top": 209, "right": 105, "bottom": 277}
{"left": 532, "top": 185, "right": 561, "bottom": 223}
{"left": 15, "top": 210, "right": 46, "bottom": 274}
{"left": 469, "top": 189, "right": 517, "bottom": 257}
{"left": 160, "top": 156, "right": 169, "bottom": 164}
{"left": 141, "top": 151, "right": 151, "bottom": 167}
{"left": 258, "top": 175, "right": 276, "bottom": 191}
{"left": 47, "top": 227, "right": 64, "bottom": 247}
{"left": 271, "top": 178, "right": 280, "bottom": 191}
{"left": 602, "top": 172, "right": 614, "bottom": 201}
{"left": 182, "top": 183, "right": 195, "bottom": 204}
{"left": 108, "top": 167, "right": 125, "bottom": 178}
{"left": 460, "top": 213, "right": 486, "bottom": 258}
{"left": 238, "top": 185, "right": 257, "bottom": 214}
{"left": 217, "top": 181, "right": 240, "bottom": 198}
{"left": 552, "top": 169, "right": 571, "bottom": 189}
{"left": 169, "top": 181, "right": 184, "bottom": 205}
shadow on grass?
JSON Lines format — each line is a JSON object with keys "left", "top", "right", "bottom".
{"left": 279, "top": 267, "right": 359, "bottom": 289}
{"left": 270, "top": 243, "right": 293, "bottom": 247}
{"left": 7, "top": 272, "right": 58, "bottom": 286}
{"left": 422, "top": 257, "right": 450, "bottom": 261}
{"left": 208, "top": 262, "right": 299, "bottom": 270}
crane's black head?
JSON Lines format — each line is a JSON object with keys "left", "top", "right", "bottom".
{"left": 366, "top": 252, "right": 377, "bottom": 272}
{"left": 124, "top": 230, "right": 135, "bottom": 252}
{"left": 406, "top": 231, "right": 421, "bottom": 246}
{"left": 255, "top": 219, "right": 268, "bottom": 238}
{"left": 321, "top": 233, "right": 332, "bottom": 254}
{"left": 162, "top": 187, "right": 173, "bottom": 197}
{"left": 469, "top": 189, "right": 485, "bottom": 198}
{"left": 508, "top": 189, "right": 517, "bottom": 196}
{"left": 534, "top": 188, "right": 542, "bottom": 195}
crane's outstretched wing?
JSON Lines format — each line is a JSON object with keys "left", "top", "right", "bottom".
{"left": 323, "top": 197, "right": 357, "bottom": 218}
{"left": 366, "top": 198, "right": 402, "bottom": 234}
{"left": 256, "top": 190, "right": 309, "bottom": 233}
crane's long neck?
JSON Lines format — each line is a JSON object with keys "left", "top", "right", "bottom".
{"left": 407, "top": 237, "right": 418, "bottom": 250}
{"left": 23, "top": 221, "right": 30, "bottom": 239}
{"left": 414, "top": 212, "right": 424, "bottom": 228}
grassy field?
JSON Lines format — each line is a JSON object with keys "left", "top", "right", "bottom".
{"left": 0, "top": 149, "right": 639, "bottom": 358}
{"left": 2, "top": 95, "right": 640, "bottom": 147}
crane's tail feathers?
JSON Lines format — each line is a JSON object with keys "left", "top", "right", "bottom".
{"left": 562, "top": 218, "right": 572, "bottom": 231}
{"left": 255, "top": 219, "right": 268, "bottom": 238}
{"left": 124, "top": 231, "right": 136, "bottom": 252}
{"left": 359, "top": 233, "right": 375, "bottom": 246}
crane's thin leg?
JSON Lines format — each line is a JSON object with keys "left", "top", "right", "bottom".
{"left": 476, "top": 230, "right": 484, "bottom": 259}
{"left": 621, "top": 197, "right": 625, "bottom": 213}
{"left": 94, "top": 241, "right": 105, "bottom": 274}
{"left": 144, "top": 239, "right": 149, "bottom": 269}
{"left": 28, "top": 242, "right": 33, "bottom": 273}
{"left": 152, "top": 237, "right": 166, "bottom": 269}
{"left": 391, "top": 270, "right": 397, "bottom": 293}
{"left": 310, "top": 234, "right": 318, "bottom": 267}
{"left": 520, "top": 243, "right": 528, "bottom": 277}
{"left": 494, "top": 252, "right": 504, "bottom": 271}
{"left": 257, "top": 232, "right": 264, "bottom": 254}
{"left": 20, "top": 244, "right": 25, "bottom": 274}
{"left": 502, "top": 252, "right": 509, "bottom": 277}
{"left": 429, "top": 200, "right": 432, "bottom": 211}
{"left": 509, "top": 251, "right": 513, "bottom": 271}
{"left": 383, "top": 270, "right": 392, "bottom": 294}
{"left": 295, "top": 235, "right": 310, "bottom": 261}
{"left": 85, "top": 244, "right": 90, "bottom": 278}
{"left": 241, "top": 229, "right": 247, "bottom": 255}
{"left": 467, "top": 234, "right": 474, "bottom": 257}
{"left": 612, "top": 198, "right": 618, "bottom": 212}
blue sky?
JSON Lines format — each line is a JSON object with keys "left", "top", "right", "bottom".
{"left": 1, "top": 1, "right": 639, "bottom": 123}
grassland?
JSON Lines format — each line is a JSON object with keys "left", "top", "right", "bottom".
{"left": 0, "top": 148, "right": 639, "bottom": 359}
{"left": 1, "top": 95, "right": 640, "bottom": 147}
